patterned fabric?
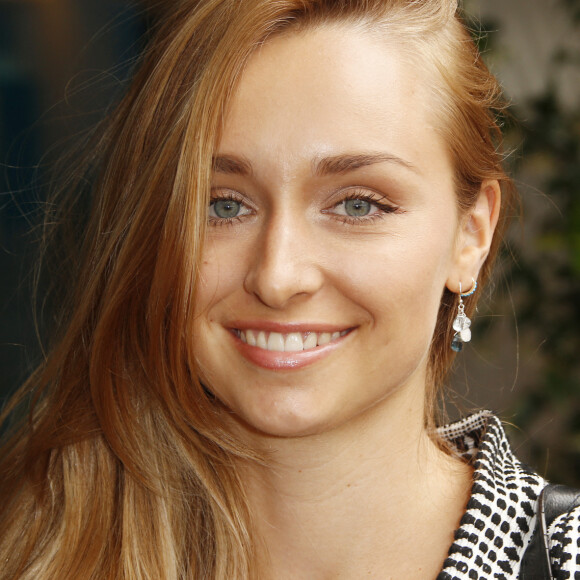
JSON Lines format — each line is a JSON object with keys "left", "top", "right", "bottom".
{"left": 436, "top": 410, "right": 580, "bottom": 579}
{"left": 548, "top": 511, "right": 580, "bottom": 578}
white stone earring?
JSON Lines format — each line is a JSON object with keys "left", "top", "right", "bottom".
{"left": 451, "top": 278, "right": 477, "bottom": 353}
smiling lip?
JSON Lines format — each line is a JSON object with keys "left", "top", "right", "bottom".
{"left": 228, "top": 323, "right": 354, "bottom": 370}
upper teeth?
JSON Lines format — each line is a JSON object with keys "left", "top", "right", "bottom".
{"left": 238, "top": 330, "right": 348, "bottom": 352}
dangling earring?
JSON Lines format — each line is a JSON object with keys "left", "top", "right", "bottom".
{"left": 451, "top": 278, "right": 477, "bottom": 353}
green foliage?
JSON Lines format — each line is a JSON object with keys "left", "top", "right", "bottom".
{"left": 457, "top": 0, "right": 580, "bottom": 485}
{"left": 501, "top": 2, "right": 580, "bottom": 485}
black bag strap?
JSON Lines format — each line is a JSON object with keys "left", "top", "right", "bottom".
{"left": 520, "top": 484, "right": 580, "bottom": 579}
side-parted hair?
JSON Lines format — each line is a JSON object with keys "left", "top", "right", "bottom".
{"left": 0, "top": 1, "right": 516, "bottom": 578}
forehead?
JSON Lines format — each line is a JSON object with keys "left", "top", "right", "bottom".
{"left": 228, "top": 24, "right": 427, "bottom": 126}
{"left": 218, "top": 24, "right": 452, "bottom": 186}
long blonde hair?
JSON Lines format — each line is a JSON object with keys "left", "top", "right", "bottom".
{"left": 0, "top": 1, "right": 516, "bottom": 578}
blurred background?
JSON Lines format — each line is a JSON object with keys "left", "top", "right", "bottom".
{"left": 0, "top": 0, "right": 579, "bottom": 484}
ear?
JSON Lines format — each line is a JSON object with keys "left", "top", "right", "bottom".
{"left": 446, "top": 179, "right": 501, "bottom": 294}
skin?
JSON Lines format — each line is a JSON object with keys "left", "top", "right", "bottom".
{"left": 193, "top": 24, "right": 500, "bottom": 580}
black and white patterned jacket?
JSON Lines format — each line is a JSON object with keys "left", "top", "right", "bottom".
{"left": 436, "top": 411, "right": 580, "bottom": 579}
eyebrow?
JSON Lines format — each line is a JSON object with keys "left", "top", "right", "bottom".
{"left": 211, "top": 152, "right": 417, "bottom": 177}
{"left": 313, "top": 153, "right": 418, "bottom": 176}
{"left": 212, "top": 154, "right": 253, "bottom": 176}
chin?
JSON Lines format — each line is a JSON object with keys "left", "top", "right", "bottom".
{"left": 224, "top": 397, "right": 340, "bottom": 440}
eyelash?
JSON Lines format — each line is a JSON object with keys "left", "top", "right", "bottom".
{"left": 328, "top": 191, "right": 399, "bottom": 225}
{"left": 208, "top": 191, "right": 251, "bottom": 227}
{"left": 207, "top": 189, "right": 400, "bottom": 226}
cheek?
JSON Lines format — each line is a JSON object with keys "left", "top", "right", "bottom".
{"left": 331, "top": 228, "right": 456, "bottom": 303}
{"left": 328, "top": 224, "right": 457, "bottom": 367}
{"left": 197, "top": 241, "right": 248, "bottom": 309}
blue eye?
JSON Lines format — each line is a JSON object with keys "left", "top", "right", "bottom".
{"left": 327, "top": 192, "right": 399, "bottom": 223}
{"left": 344, "top": 199, "right": 372, "bottom": 217}
{"left": 209, "top": 196, "right": 252, "bottom": 221}
{"left": 211, "top": 199, "right": 242, "bottom": 219}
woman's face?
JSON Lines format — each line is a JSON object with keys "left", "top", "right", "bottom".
{"left": 193, "top": 25, "right": 471, "bottom": 438}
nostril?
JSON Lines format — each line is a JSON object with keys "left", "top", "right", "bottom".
{"left": 244, "top": 266, "right": 325, "bottom": 309}
{"left": 243, "top": 244, "right": 324, "bottom": 309}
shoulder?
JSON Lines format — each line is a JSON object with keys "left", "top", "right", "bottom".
{"left": 438, "top": 411, "right": 547, "bottom": 579}
{"left": 438, "top": 412, "right": 580, "bottom": 579}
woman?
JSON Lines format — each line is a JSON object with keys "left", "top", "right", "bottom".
{"left": 1, "top": 0, "right": 578, "bottom": 578}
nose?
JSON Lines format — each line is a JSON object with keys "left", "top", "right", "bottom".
{"left": 243, "top": 211, "right": 325, "bottom": 309}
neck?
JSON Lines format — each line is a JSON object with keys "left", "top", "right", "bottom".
{"left": 235, "top": 386, "right": 472, "bottom": 580}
